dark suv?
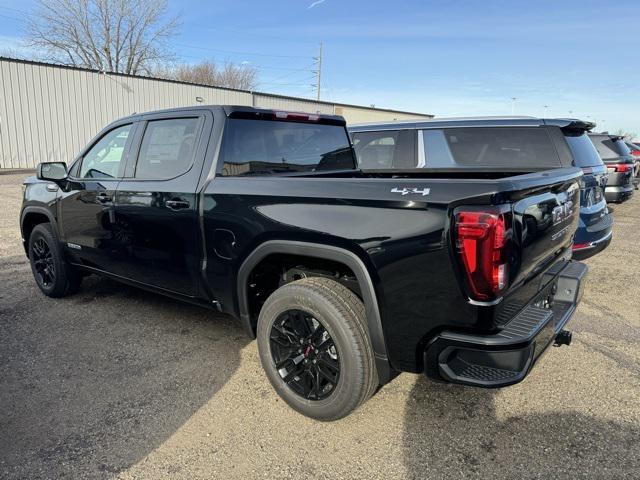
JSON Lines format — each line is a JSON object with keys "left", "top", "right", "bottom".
{"left": 563, "top": 128, "right": 613, "bottom": 259}
{"left": 349, "top": 117, "right": 613, "bottom": 260}
{"left": 588, "top": 133, "right": 635, "bottom": 202}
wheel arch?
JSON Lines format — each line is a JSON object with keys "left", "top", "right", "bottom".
{"left": 237, "top": 240, "right": 395, "bottom": 384}
{"left": 20, "top": 207, "right": 59, "bottom": 255}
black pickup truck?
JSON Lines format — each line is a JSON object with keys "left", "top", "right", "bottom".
{"left": 21, "top": 106, "right": 587, "bottom": 420}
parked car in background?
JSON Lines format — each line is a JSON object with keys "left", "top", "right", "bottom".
{"left": 587, "top": 133, "right": 635, "bottom": 201}
{"left": 349, "top": 117, "right": 612, "bottom": 260}
{"left": 21, "top": 106, "right": 588, "bottom": 420}
{"left": 624, "top": 141, "right": 640, "bottom": 158}
{"left": 563, "top": 127, "right": 613, "bottom": 259}
{"left": 624, "top": 141, "right": 640, "bottom": 185}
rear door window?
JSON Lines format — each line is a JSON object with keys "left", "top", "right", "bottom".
{"left": 438, "top": 127, "right": 561, "bottom": 168}
{"left": 134, "top": 118, "right": 201, "bottom": 179}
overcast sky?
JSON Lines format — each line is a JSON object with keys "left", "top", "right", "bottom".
{"left": 1, "top": 0, "right": 638, "bottom": 134}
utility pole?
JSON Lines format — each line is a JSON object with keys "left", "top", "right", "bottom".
{"left": 313, "top": 42, "right": 323, "bottom": 101}
{"left": 511, "top": 97, "right": 517, "bottom": 115}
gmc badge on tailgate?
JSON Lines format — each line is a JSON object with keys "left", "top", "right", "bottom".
{"left": 552, "top": 200, "right": 574, "bottom": 225}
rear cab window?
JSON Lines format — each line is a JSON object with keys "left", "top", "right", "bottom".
{"left": 220, "top": 118, "right": 355, "bottom": 176}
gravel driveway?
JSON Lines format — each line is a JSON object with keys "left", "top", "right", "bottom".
{"left": 1, "top": 172, "right": 638, "bottom": 479}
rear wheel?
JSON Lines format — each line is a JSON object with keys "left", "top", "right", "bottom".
{"left": 256, "top": 277, "right": 378, "bottom": 421}
{"left": 28, "top": 223, "right": 81, "bottom": 298}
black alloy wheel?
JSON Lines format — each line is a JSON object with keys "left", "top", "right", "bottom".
{"left": 31, "top": 237, "right": 56, "bottom": 288}
{"left": 269, "top": 309, "right": 340, "bottom": 401}
{"left": 28, "top": 223, "right": 82, "bottom": 297}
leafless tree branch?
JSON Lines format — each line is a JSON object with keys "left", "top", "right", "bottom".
{"left": 26, "top": 0, "right": 180, "bottom": 75}
{"left": 154, "top": 60, "right": 258, "bottom": 90}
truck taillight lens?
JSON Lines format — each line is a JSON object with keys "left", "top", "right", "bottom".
{"left": 607, "top": 163, "right": 632, "bottom": 173}
{"left": 455, "top": 209, "right": 509, "bottom": 301}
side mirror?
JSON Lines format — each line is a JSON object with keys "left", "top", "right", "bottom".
{"left": 37, "top": 162, "right": 68, "bottom": 182}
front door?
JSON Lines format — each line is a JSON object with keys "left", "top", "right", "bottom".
{"left": 112, "top": 113, "right": 209, "bottom": 297}
{"left": 58, "top": 123, "right": 135, "bottom": 272}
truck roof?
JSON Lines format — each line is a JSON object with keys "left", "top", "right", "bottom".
{"left": 123, "top": 105, "right": 347, "bottom": 126}
{"left": 348, "top": 116, "right": 595, "bottom": 132}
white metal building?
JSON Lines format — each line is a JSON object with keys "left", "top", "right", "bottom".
{"left": 0, "top": 57, "right": 432, "bottom": 169}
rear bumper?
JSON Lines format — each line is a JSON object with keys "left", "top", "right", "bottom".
{"left": 424, "top": 261, "right": 588, "bottom": 388}
{"left": 572, "top": 230, "right": 612, "bottom": 261}
{"left": 605, "top": 185, "right": 634, "bottom": 203}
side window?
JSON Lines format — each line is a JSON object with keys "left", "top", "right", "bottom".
{"left": 134, "top": 118, "right": 200, "bottom": 179}
{"left": 352, "top": 131, "right": 399, "bottom": 168}
{"left": 441, "top": 127, "right": 560, "bottom": 168}
{"left": 79, "top": 124, "right": 132, "bottom": 179}
{"left": 352, "top": 130, "right": 416, "bottom": 169}
{"left": 422, "top": 129, "right": 456, "bottom": 167}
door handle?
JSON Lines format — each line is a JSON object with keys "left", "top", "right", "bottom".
{"left": 96, "top": 193, "right": 112, "bottom": 203}
{"left": 166, "top": 199, "right": 190, "bottom": 210}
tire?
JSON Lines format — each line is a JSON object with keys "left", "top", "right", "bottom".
{"left": 256, "top": 277, "right": 378, "bottom": 421}
{"left": 28, "top": 223, "right": 82, "bottom": 298}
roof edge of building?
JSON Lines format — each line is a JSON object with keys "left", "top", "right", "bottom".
{"left": 0, "top": 55, "right": 433, "bottom": 118}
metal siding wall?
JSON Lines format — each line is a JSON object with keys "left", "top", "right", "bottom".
{"left": 336, "top": 105, "right": 433, "bottom": 124}
{"left": 0, "top": 58, "right": 430, "bottom": 169}
{"left": 253, "top": 94, "right": 334, "bottom": 114}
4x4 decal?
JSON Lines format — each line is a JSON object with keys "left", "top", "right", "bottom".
{"left": 391, "top": 187, "right": 431, "bottom": 196}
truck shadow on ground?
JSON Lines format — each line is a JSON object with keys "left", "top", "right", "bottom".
{"left": 401, "top": 377, "right": 638, "bottom": 479}
{"left": 0, "top": 260, "right": 250, "bottom": 479}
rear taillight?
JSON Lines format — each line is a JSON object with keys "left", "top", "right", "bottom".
{"left": 454, "top": 208, "right": 510, "bottom": 302}
{"left": 607, "top": 163, "right": 632, "bottom": 173}
{"left": 631, "top": 151, "right": 640, "bottom": 157}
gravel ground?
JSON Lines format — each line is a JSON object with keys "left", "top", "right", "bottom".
{"left": 0, "top": 171, "right": 638, "bottom": 479}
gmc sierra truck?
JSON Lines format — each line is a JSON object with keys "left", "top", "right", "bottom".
{"left": 21, "top": 106, "right": 587, "bottom": 420}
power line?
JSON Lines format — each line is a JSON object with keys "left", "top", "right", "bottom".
{"left": 173, "top": 42, "right": 311, "bottom": 60}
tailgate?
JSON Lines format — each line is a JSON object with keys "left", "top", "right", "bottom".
{"left": 449, "top": 167, "right": 582, "bottom": 305}
{"left": 509, "top": 173, "right": 581, "bottom": 288}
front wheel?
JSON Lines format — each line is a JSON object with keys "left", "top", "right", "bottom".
{"left": 28, "top": 223, "right": 82, "bottom": 298}
{"left": 256, "top": 277, "right": 378, "bottom": 421}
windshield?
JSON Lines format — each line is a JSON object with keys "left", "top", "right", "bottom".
{"left": 220, "top": 118, "right": 356, "bottom": 176}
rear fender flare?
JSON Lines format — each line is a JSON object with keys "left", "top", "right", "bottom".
{"left": 237, "top": 240, "right": 394, "bottom": 384}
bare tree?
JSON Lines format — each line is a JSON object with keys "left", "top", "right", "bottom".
{"left": 26, "top": 0, "right": 180, "bottom": 75}
{"left": 157, "top": 60, "right": 258, "bottom": 90}
{"left": 613, "top": 129, "right": 638, "bottom": 141}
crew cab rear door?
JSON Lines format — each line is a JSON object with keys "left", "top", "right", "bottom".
{"left": 112, "top": 110, "right": 213, "bottom": 296}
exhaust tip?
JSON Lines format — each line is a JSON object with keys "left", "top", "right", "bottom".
{"left": 554, "top": 329, "right": 572, "bottom": 347}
